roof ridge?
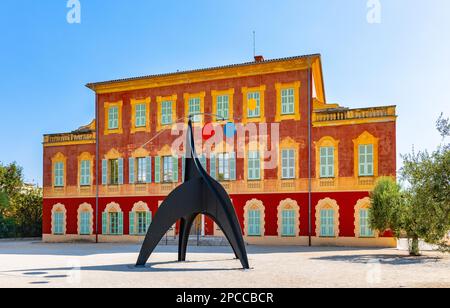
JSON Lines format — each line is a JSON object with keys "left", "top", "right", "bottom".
{"left": 86, "top": 54, "right": 321, "bottom": 89}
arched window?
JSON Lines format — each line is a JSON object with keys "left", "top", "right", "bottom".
{"left": 277, "top": 199, "right": 300, "bottom": 237}
{"left": 78, "top": 203, "right": 93, "bottom": 235}
{"left": 244, "top": 199, "right": 265, "bottom": 237}
{"left": 51, "top": 203, "right": 66, "bottom": 235}
{"left": 129, "top": 201, "right": 152, "bottom": 236}
{"left": 354, "top": 197, "right": 377, "bottom": 238}
{"left": 102, "top": 202, "right": 123, "bottom": 235}
{"left": 315, "top": 198, "right": 340, "bottom": 238}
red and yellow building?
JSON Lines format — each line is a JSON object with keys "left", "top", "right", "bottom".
{"left": 42, "top": 54, "right": 397, "bottom": 247}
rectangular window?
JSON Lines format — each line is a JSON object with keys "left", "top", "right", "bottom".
{"left": 161, "top": 101, "right": 173, "bottom": 125}
{"left": 135, "top": 103, "right": 146, "bottom": 128}
{"left": 188, "top": 97, "right": 201, "bottom": 123}
{"left": 320, "top": 209, "right": 335, "bottom": 237}
{"left": 109, "top": 159, "right": 119, "bottom": 185}
{"left": 136, "top": 157, "right": 147, "bottom": 183}
{"left": 163, "top": 156, "right": 173, "bottom": 183}
{"left": 109, "top": 212, "right": 119, "bottom": 235}
{"left": 247, "top": 92, "right": 261, "bottom": 118}
{"left": 281, "top": 149, "right": 295, "bottom": 179}
{"left": 281, "top": 88, "right": 295, "bottom": 115}
{"left": 80, "top": 160, "right": 91, "bottom": 186}
{"left": 216, "top": 95, "right": 230, "bottom": 120}
{"left": 320, "top": 147, "right": 335, "bottom": 178}
{"left": 282, "top": 209, "right": 295, "bottom": 237}
{"left": 137, "top": 212, "right": 147, "bottom": 235}
{"left": 218, "top": 153, "right": 231, "bottom": 181}
{"left": 53, "top": 212, "right": 64, "bottom": 235}
{"left": 359, "top": 144, "right": 374, "bottom": 176}
{"left": 108, "top": 106, "right": 119, "bottom": 129}
{"left": 80, "top": 212, "right": 90, "bottom": 235}
{"left": 54, "top": 162, "right": 64, "bottom": 187}
{"left": 248, "top": 151, "right": 261, "bottom": 180}
{"left": 359, "top": 209, "right": 374, "bottom": 237}
{"left": 248, "top": 209, "right": 261, "bottom": 236}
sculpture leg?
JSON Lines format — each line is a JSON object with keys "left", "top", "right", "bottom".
{"left": 178, "top": 214, "right": 197, "bottom": 262}
{"left": 136, "top": 180, "right": 202, "bottom": 267}
{"left": 205, "top": 181, "right": 250, "bottom": 269}
{"left": 207, "top": 211, "right": 249, "bottom": 269}
{"left": 211, "top": 216, "right": 240, "bottom": 259}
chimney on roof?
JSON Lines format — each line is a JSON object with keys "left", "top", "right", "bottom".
{"left": 254, "top": 55, "right": 264, "bottom": 63}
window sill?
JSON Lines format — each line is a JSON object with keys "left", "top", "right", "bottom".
{"left": 275, "top": 113, "right": 300, "bottom": 122}
{"left": 104, "top": 128, "right": 123, "bottom": 135}
{"left": 131, "top": 126, "right": 150, "bottom": 134}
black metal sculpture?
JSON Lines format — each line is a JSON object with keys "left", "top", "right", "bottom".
{"left": 136, "top": 119, "right": 250, "bottom": 269}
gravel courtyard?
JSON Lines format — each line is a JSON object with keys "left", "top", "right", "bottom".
{"left": 0, "top": 241, "right": 448, "bottom": 288}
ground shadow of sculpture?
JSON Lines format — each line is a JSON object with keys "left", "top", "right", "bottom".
{"left": 136, "top": 119, "right": 250, "bottom": 269}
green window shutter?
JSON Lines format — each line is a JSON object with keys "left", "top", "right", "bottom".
{"left": 360, "top": 145, "right": 365, "bottom": 175}
{"left": 154, "top": 157, "right": 161, "bottom": 183}
{"left": 210, "top": 154, "right": 217, "bottom": 179}
{"left": 230, "top": 152, "right": 236, "bottom": 180}
{"left": 102, "top": 212, "right": 107, "bottom": 234}
{"left": 145, "top": 157, "right": 152, "bottom": 183}
{"left": 173, "top": 157, "right": 179, "bottom": 183}
{"left": 102, "top": 160, "right": 108, "bottom": 185}
{"left": 86, "top": 161, "right": 91, "bottom": 185}
{"left": 52, "top": 213, "right": 56, "bottom": 234}
{"left": 146, "top": 212, "right": 152, "bottom": 232}
{"left": 118, "top": 158, "right": 124, "bottom": 185}
{"left": 129, "top": 212, "right": 135, "bottom": 235}
{"left": 182, "top": 155, "right": 186, "bottom": 182}
{"left": 129, "top": 158, "right": 135, "bottom": 184}
{"left": 118, "top": 212, "right": 123, "bottom": 235}
{"left": 320, "top": 210, "right": 327, "bottom": 236}
{"left": 255, "top": 211, "right": 261, "bottom": 236}
{"left": 199, "top": 155, "right": 207, "bottom": 170}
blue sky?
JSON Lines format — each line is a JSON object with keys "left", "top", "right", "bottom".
{"left": 0, "top": 0, "right": 449, "bottom": 185}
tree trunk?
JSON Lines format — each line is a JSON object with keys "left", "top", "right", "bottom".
{"left": 409, "top": 236, "right": 421, "bottom": 256}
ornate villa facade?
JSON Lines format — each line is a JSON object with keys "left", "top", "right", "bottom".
{"left": 42, "top": 54, "right": 397, "bottom": 247}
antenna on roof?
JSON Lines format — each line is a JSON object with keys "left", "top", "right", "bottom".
{"left": 253, "top": 31, "right": 256, "bottom": 58}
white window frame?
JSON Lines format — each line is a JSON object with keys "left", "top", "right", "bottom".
{"left": 247, "top": 151, "right": 261, "bottom": 180}
{"left": 80, "top": 160, "right": 91, "bottom": 186}
{"left": 359, "top": 144, "right": 374, "bottom": 176}
{"left": 188, "top": 97, "right": 201, "bottom": 123}
{"left": 281, "top": 88, "right": 295, "bottom": 115}
{"left": 320, "top": 209, "right": 335, "bottom": 237}
{"left": 281, "top": 149, "right": 295, "bottom": 179}
{"left": 161, "top": 100, "right": 173, "bottom": 125}
{"left": 247, "top": 92, "right": 261, "bottom": 118}
{"left": 108, "top": 106, "right": 119, "bottom": 129}
{"left": 320, "top": 146, "right": 335, "bottom": 178}
{"left": 54, "top": 162, "right": 64, "bottom": 187}
{"left": 135, "top": 103, "right": 146, "bottom": 128}
{"left": 216, "top": 95, "right": 230, "bottom": 120}
{"left": 163, "top": 156, "right": 173, "bottom": 183}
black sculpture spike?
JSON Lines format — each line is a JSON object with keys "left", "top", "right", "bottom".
{"left": 136, "top": 119, "right": 250, "bottom": 269}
